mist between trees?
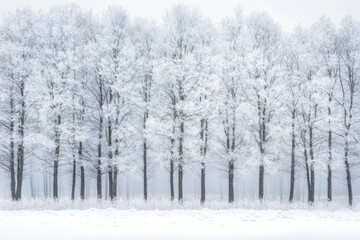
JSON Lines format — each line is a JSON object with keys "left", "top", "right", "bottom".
{"left": 0, "top": 3, "right": 359, "bottom": 207}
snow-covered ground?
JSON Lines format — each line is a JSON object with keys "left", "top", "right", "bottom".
{"left": 0, "top": 202, "right": 360, "bottom": 240}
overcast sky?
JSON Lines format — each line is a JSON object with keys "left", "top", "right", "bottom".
{"left": 2, "top": 0, "right": 360, "bottom": 31}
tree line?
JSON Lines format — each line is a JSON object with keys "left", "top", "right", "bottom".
{"left": 0, "top": 4, "right": 359, "bottom": 206}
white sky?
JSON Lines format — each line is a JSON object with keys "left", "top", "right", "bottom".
{"left": 1, "top": 0, "right": 360, "bottom": 31}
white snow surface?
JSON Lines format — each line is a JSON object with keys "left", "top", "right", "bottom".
{"left": 0, "top": 201, "right": 359, "bottom": 240}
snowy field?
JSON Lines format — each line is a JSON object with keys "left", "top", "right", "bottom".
{"left": 0, "top": 200, "right": 360, "bottom": 240}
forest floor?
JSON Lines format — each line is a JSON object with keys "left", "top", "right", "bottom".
{"left": 0, "top": 200, "right": 359, "bottom": 240}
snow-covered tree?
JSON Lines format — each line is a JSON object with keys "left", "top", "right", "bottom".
{"left": 242, "top": 12, "right": 283, "bottom": 201}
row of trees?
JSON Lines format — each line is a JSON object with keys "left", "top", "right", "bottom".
{"left": 0, "top": 4, "right": 359, "bottom": 206}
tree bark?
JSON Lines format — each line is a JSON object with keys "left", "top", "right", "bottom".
{"left": 289, "top": 109, "right": 296, "bottom": 203}
{"left": 53, "top": 114, "right": 61, "bottom": 200}
{"left": 258, "top": 164, "right": 264, "bottom": 200}
{"left": 143, "top": 139, "right": 148, "bottom": 201}
{"left": 344, "top": 132, "right": 353, "bottom": 206}
{"left": 170, "top": 154, "right": 174, "bottom": 201}
{"left": 143, "top": 109, "right": 149, "bottom": 201}
{"left": 327, "top": 94, "right": 332, "bottom": 202}
{"left": 225, "top": 124, "right": 234, "bottom": 203}
{"left": 228, "top": 160, "right": 234, "bottom": 203}
{"left": 178, "top": 120, "right": 184, "bottom": 203}
{"left": 257, "top": 93, "right": 266, "bottom": 201}
{"left": 71, "top": 153, "right": 76, "bottom": 201}
{"left": 9, "top": 93, "right": 16, "bottom": 200}
{"left": 200, "top": 118, "right": 208, "bottom": 204}
{"left": 97, "top": 138, "right": 102, "bottom": 199}
{"left": 169, "top": 100, "right": 176, "bottom": 201}
{"left": 108, "top": 88, "right": 114, "bottom": 200}
{"left": 96, "top": 74, "right": 104, "bottom": 199}
{"left": 79, "top": 141, "right": 85, "bottom": 200}
{"left": 15, "top": 81, "right": 25, "bottom": 201}
{"left": 113, "top": 165, "right": 118, "bottom": 199}
{"left": 108, "top": 117, "right": 114, "bottom": 200}
{"left": 308, "top": 124, "right": 315, "bottom": 204}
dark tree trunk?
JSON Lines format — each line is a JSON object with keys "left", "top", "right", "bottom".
{"left": 107, "top": 88, "right": 114, "bottom": 200}
{"left": 170, "top": 144, "right": 175, "bottom": 201}
{"left": 15, "top": 142, "right": 24, "bottom": 200}
{"left": 71, "top": 103, "right": 76, "bottom": 201}
{"left": 143, "top": 139, "right": 147, "bottom": 201}
{"left": 327, "top": 162, "right": 332, "bottom": 201}
{"left": 71, "top": 154, "right": 76, "bottom": 201}
{"left": 327, "top": 94, "right": 332, "bottom": 202}
{"left": 228, "top": 160, "right": 234, "bottom": 203}
{"left": 344, "top": 133, "right": 353, "bottom": 206}
{"left": 304, "top": 145, "right": 313, "bottom": 204}
{"left": 53, "top": 159, "right": 58, "bottom": 199}
{"left": 257, "top": 93, "right": 266, "bottom": 201}
{"left": 96, "top": 74, "right": 104, "bottom": 199}
{"left": 200, "top": 118, "right": 208, "bottom": 204}
{"left": 339, "top": 65, "right": 354, "bottom": 207}
{"left": 79, "top": 141, "right": 85, "bottom": 200}
{"left": 53, "top": 114, "right": 61, "bottom": 200}
{"left": 97, "top": 139, "right": 102, "bottom": 199}
{"left": 9, "top": 94, "right": 16, "bottom": 200}
{"left": 169, "top": 104, "right": 176, "bottom": 201}
{"left": 113, "top": 111, "right": 120, "bottom": 200}
{"left": 108, "top": 168, "right": 113, "bottom": 200}
{"left": 200, "top": 162, "right": 205, "bottom": 204}
{"left": 289, "top": 109, "right": 296, "bottom": 203}
{"left": 178, "top": 120, "right": 184, "bottom": 203}
{"left": 258, "top": 164, "right": 264, "bottom": 200}
{"left": 97, "top": 115, "right": 103, "bottom": 199}
{"left": 15, "top": 81, "right": 25, "bottom": 201}
{"left": 177, "top": 81, "right": 185, "bottom": 203}
{"left": 113, "top": 166, "right": 118, "bottom": 199}
{"left": 143, "top": 109, "right": 149, "bottom": 201}
{"left": 80, "top": 164, "right": 85, "bottom": 200}
{"left": 142, "top": 72, "right": 152, "bottom": 202}
{"left": 308, "top": 124, "right": 315, "bottom": 204}
{"left": 225, "top": 124, "right": 234, "bottom": 203}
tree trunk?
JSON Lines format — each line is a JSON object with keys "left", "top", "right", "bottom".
{"left": 303, "top": 137, "right": 312, "bottom": 204}
{"left": 71, "top": 107, "right": 76, "bottom": 201}
{"left": 200, "top": 118, "right": 208, "bottom": 204}
{"left": 225, "top": 125, "right": 234, "bottom": 203}
{"left": 15, "top": 81, "right": 25, "bottom": 201}
{"left": 258, "top": 164, "right": 264, "bottom": 200}
{"left": 97, "top": 140, "right": 102, "bottom": 199}
{"left": 107, "top": 109, "right": 114, "bottom": 200}
{"left": 15, "top": 143, "right": 24, "bottom": 200}
{"left": 108, "top": 169, "right": 113, "bottom": 200}
{"left": 308, "top": 125, "right": 315, "bottom": 204}
{"left": 71, "top": 154, "right": 76, "bottom": 201}
{"left": 169, "top": 105, "right": 176, "bottom": 201}
{"left": 96, "top": 74, "right": 104, "bottom": 199}
{"left": 228, "top": 160, "right": 234, "bottom": 203}
{"left": 289, "top": 109, "right": 296, "bottom": 203}
{"left": 53, "top": 114, "right": 61, "bottom": 200}
{"left": 79, "top": 141, "right": 85, "bottom": 200}
{"left": 170, "top": 145, "right": 174, "bottom": 201}
{"left": 113, "top": 166, "right": 118, "bottom": 199}
{"left": 327, "top": 94, "right": 332, "bottom": 202}
{"left": 143, "top": 109, "right": 149, "bottom": 201}
{"left": 178, "top": 120, "right": 184, "bottom": 203}
{"left": 143, "top": 139, "right": 148, "bottom": 201}
{"left": 257, "top": 93, "right": 266, "bottom": 201}
{"left": 344, "top": 132, "right": 353, "bottom": 206}
{"left": 200, "top": 162, "right": 205, "bottom": 204}
{"left": 9, "top": 94, "right": 15, "bottom": 200}
{"left": 97, "top": 114, "right": 103, "bottom": 199}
